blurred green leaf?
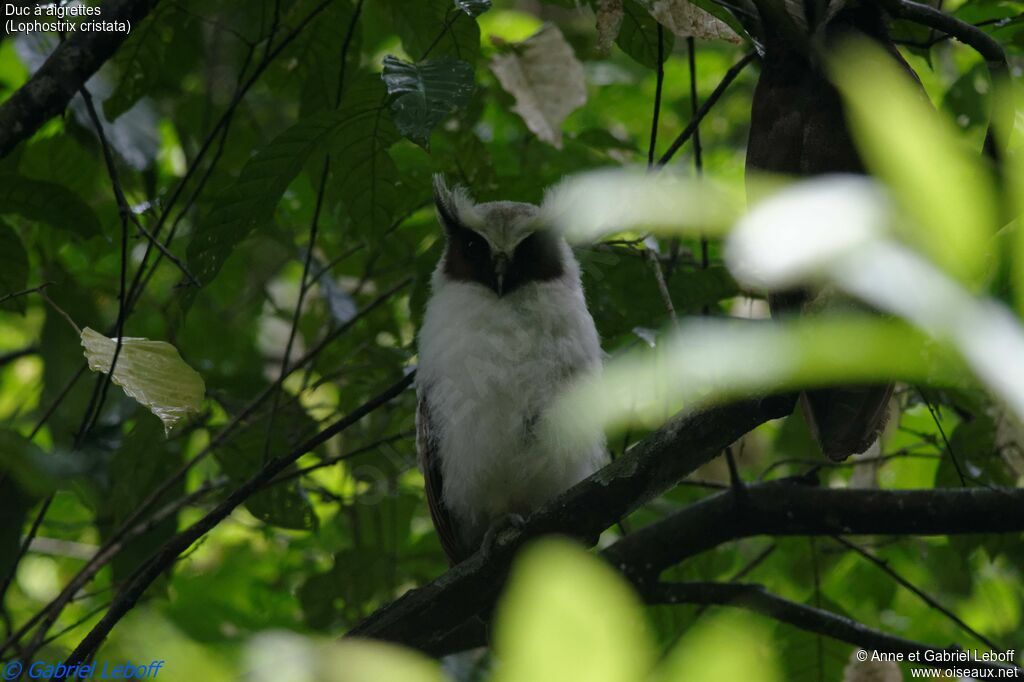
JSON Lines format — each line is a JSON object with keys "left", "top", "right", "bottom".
{"left": 493, "top": 538, "right": 655, "bottom": 682}
{"left": 831, "top": 42, "right": 997, "bottom": 284}
{"left": 0, "top": 174, "right": 102, "bottom": 238}
{"left": 0, "top": 220, "right": 28, "bottom": 313}
{"left": 0, "top": 474, "right": 34, "bottom": 597}
{"left": 551, "top": 316, "right": 966, "bottom": 436}
{"left": 655, "top": 611, "right": 781, "bottom": 682}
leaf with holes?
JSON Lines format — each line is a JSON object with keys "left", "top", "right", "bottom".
{"left": 0, "top": 174, "right": 101, "bottom": 237}
{"left": 81, "top": 327, "right": 206, "bottom": 434}
{"left": 382, "top": 55, "right": 475, "bottom": 148}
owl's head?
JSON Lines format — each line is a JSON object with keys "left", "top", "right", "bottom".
{"left": 432, "top": 174, "right": 568, "bottom": 297}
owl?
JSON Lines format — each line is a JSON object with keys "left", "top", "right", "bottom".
{"left": 416, "top": 176, "right": 608, "bottom": 563}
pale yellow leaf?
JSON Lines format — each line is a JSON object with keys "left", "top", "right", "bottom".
{"left": 490, "top": 25, "right": 587, "bottom": 149}
{"left": 80, "top": 327, "right": 205, "bottom": 434}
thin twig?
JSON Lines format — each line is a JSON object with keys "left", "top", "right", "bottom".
{"left": 0, "top": 282, "right": 52, "bottom": 306}
{"left": 645, "top": 582, "right": 1018, "bottom": 675}
{"left": 918, "top": 389, "right": 967, "bottom": 487}
{"left": 657, "top": 52, "right": 755, "bottom": 168}
{"left": 646, "top": 25, "right": 666, "bottom": 169}
{"left": 65, "top": 373, "right": 415, "bottom": 665}
{"left": 833, "top": 536, "right": 1004, "bottom": 652}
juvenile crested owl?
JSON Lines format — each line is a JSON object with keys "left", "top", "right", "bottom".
{"left": 416, "top": 175, "right": 608, "bottom": 563}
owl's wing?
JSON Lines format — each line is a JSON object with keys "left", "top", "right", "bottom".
{"left": 417, "top": 392, "right": 467, "bottom": 564}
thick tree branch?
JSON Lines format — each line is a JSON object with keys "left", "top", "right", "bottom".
{"left": 352, "top": 456, "right": 1024, "bottom": 656}
{"left": 347, "top": 394, "right": 798, "bottom": 653}
{"left": 644, "top": 582, "right": 1019, "bottom": 675}
{"left": 0, "top": 0, "right": 162, "bottom": 158}
{"left": 604, "top": 481, "right": 1024, "bottom": 581}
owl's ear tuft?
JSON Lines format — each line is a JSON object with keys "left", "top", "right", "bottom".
{"left": 433, "top": 173, "right": 481, "bottom": 238}
{"left": 433, "top": 174, "right": 461, "bottom": 235}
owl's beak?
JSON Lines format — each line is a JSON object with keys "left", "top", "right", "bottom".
{"left": 493, "top": 254, "right": 509, "bottom": 296}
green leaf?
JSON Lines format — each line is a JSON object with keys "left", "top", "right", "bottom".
{"left": 617, "top": 0, "right": 673, "bottom": 69}
{"left": 80, "top": 327, "right": 206, "bottom": 435}
{"left": 328, "top": 79, "right": 403, "bottom": 239}
{"left": 551, "top": 317, "right": 967, "bottom": 436}
{"left": 493, "top": 538, "right": 655, "bottom": 682}
{"left": 0, "top": 474, "right": 33, "bottom": 585}
{"left": 215, "top": 405, "right": 318, "bottom": 531}
{"left": 0, "top": 429, "right": 94, "bottom": 496}
{"left": 0, "top": 174, "right": 101, "bottom": 237}
{"left": 287, "top": 0, "right": 363, "bottom": 116}
{"left": 579, "top": 250, "right": 738, "bottom": 339}
{"left": 0, "top": 220, "right": 28, "bottom": 313}
{"left": 382, "top": 55, "right": 475, "bottom": 148}
{"left": 187, "top": 78, "right": 389, "bottom": 285}
{"left": 385, "top": 0, "right": 481, "bottom": 64}
{"left": 98, "top": 419, "right": 186, "bottom": 588}
{"left": 831, "top": 41, "right": 998, "bottom": 284}
{"left": 103, "top": 5, "right": 199, "bottom": 120}
{"left": 455, "top": 0, "right": 491, "bottom": 17}
{"left": 655, "top": 611, "right": 782, "bottom": 682}
{"left": 687, "top": 0, "right": 749, "bottom": 38}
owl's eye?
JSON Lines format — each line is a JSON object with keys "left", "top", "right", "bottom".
{"left": 463, "top": 233, "right": 488, "bottom": 258}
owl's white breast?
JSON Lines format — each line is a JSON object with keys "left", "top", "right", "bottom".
{"left": 416, "top": 250, "right": 607, "bottom": 544}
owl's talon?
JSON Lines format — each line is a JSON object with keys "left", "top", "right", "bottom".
{"left": 481, "top": 513, "right": 527, "bottom": 558}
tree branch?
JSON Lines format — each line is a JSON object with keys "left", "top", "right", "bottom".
{"left": 346, "top": 393, "right": 798, "bottom": 653}
{"left": 643, "top": 582, "right": 1019, "bottom": 675}
{"left": 63, "top": 372, "right": 414, "bottom": 665}
{"left": 603, "top": 480, "right": 1024, "bottom": 582}
{"left": 351, "top": 456, "right": 1024, "bottom": 656}
{"left": 0, "top": 0, "right": 162, "bottom": 158}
